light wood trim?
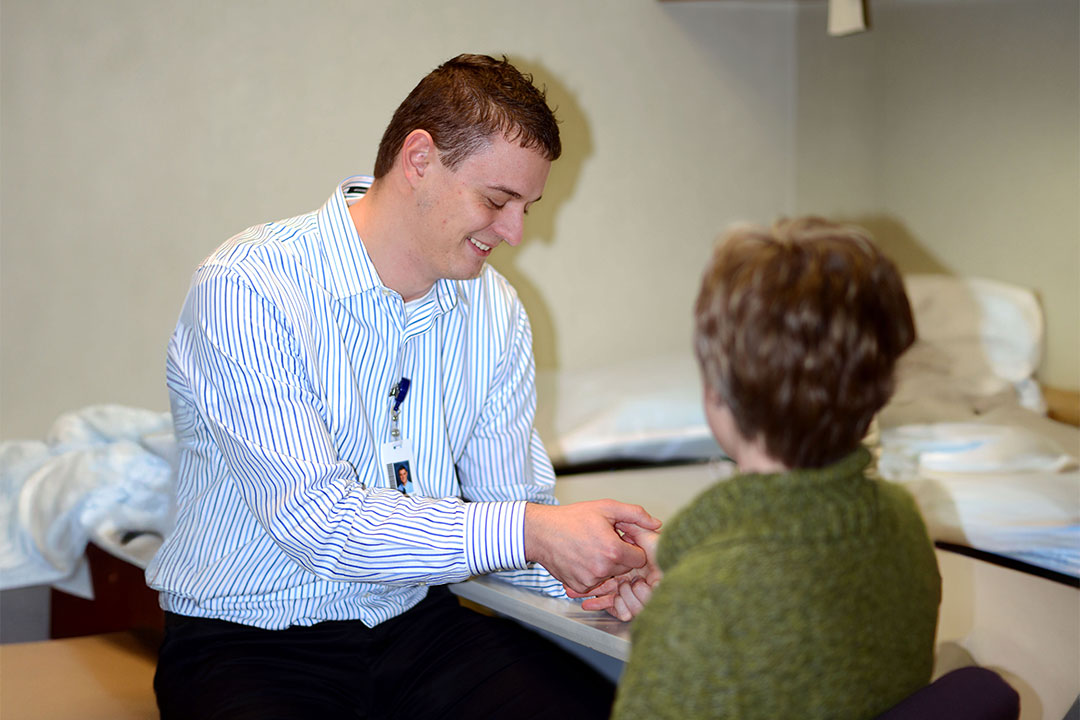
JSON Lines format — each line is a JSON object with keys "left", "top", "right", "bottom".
{"left": 1043, "top": 385, "right": 1080, "bottom": 427}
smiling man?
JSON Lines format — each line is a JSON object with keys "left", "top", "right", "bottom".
{"left": 148, "top": 54, "right": 657, "bottom": 719}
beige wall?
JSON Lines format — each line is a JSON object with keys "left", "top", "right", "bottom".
{"left": 1, "top": 0, "right": 796, "bottom": 440}
{"left": 2, "top": 0, "right": 1077, "bottom": 446}
{"left": 795, "top": 0, "right": 1079, "bottom": 390}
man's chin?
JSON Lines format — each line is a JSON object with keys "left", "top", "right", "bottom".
{"left": 447, "top": 260, "right": 487, "bottom": 281}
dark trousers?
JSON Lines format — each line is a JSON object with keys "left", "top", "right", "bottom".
{"left": 154, "top": 586, "right": 614, "bottom": 719}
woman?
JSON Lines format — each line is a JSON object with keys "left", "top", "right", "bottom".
{"left": 610, "top": 218, "right": 941, "bottom": 719}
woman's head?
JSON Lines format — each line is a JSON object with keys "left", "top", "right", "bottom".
{"left": 694, "top": 217, "right": 915, "bottom": 469}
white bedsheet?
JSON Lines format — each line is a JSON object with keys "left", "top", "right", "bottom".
{"left": 0, "top": 406, "right": 174, "bottom": 597}
{"left": 877, "top": 418, "right": 1079, "bottom": 577}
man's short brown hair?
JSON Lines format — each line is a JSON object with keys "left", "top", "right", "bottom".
{"left": 373, "top": 54, "right": 561, "bottom": 179}
{"left": 694, "top": 217, "right": 916, "bottom": 468}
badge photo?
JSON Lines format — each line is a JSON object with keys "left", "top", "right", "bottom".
{"left": 380, "top": 438, "right": 416, "bottom": 494}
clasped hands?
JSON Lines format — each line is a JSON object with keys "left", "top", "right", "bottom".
{"left": 524, "top": 500, "right": 663, "bottom": 622}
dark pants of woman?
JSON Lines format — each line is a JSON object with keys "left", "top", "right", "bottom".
{"left": 154, "top": 586, "right": 615, "bottom": 720}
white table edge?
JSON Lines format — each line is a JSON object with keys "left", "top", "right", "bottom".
{"left": 448, "top": 576, "right": 631, "bottom": 662}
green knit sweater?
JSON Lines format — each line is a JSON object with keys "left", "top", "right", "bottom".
{"left": 611, "top": 447, "right": 941, "bottom": 720}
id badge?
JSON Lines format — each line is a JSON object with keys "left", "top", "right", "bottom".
{"left": 379, "top": 438, "right": 416, "bottom": 494}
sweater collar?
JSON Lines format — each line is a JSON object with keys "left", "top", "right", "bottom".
{"left": 656, "top": 446, "right": 875, "bottom": 569}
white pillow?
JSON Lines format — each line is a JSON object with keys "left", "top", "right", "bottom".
{"left": 903, "top": 274, "right": 1044, "bottom": 385}
{"left": 535, "top": 353, "right": 721, "bottom": 467}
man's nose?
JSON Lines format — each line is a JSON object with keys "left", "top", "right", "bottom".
{"left": 492, "top": 207, "right": 525, "bottom": 246}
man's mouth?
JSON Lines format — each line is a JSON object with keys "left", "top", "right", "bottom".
{"left": 468, "top": 236, "right": 493, "bottom": 253}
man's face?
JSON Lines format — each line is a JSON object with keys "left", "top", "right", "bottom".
{"left": 398, "top": 468, "right": 408, "bottom": 483}
{"left": 412, "top": 136, "right": 550, "bottom": 288}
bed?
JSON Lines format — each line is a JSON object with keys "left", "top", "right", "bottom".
{"left": 1, "top": 273, "right": 1077, "bottom": 718}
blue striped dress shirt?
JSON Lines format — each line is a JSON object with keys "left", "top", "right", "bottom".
{"left": 147, "top": 176, "right": 565, "bottom": 629}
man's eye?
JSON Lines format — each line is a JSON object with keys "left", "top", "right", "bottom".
{"left": 486, "top": 198, "right": 506, "bottom": 210}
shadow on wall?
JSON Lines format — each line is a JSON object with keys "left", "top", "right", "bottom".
{"left": 486, "top": 56, "right": 594, "bottom": 373}
{"left": 846, "top": 214, "right": 952, "bottom": 277}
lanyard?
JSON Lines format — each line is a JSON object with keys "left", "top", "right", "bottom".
{"left": 389, "top": 378, "right": 411, "bottom": 440}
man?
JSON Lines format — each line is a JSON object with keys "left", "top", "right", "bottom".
{"left": 396, "top": 465, "right": 413, "bottom": 494}
{"left": 148, "top": 54, "right": 659, "bottom": 719}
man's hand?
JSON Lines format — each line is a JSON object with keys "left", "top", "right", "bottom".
{"left": 524, "top": 500, "right": 661, "bottom": 594}
{"left": 565, "top": 522, "right": 662, "bottom": 621}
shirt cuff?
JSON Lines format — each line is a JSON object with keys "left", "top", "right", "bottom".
{"left": 463, "top": 501, "right": 529, "bottom": 575}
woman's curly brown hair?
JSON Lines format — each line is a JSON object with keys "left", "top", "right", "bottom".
{"left": 694, "top": 217, "right": 916, "bottom": 468}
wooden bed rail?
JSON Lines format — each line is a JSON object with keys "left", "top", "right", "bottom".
{"left": 1042, "top": 385, "right": 1080, "bottom": 427}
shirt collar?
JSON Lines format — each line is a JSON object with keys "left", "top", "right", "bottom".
{"left": 315, "top": 175, "right": 460, "bottom": 312}
{"left": 314, "top": 175, "right": 380, "bottom": 299}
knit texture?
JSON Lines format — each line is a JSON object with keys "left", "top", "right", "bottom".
{"left": 612, "top": 447, "right": 941, "bottom": 720}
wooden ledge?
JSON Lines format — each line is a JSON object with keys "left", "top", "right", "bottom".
{"left": 1043, "top": 385, "right": 1080, "bottom": 427}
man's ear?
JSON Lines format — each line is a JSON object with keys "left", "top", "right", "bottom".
{"left": 401, "top": 129, "right": 434, "bottom": 187}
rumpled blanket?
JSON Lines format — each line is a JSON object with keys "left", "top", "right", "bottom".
{"left": 0, "top": 405, "right": 175, "bottom": 598}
